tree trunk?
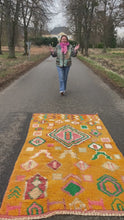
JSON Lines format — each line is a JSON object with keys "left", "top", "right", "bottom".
{"left": 4, "top": 0, "right": 15, "bottom": 58}
{"left": 102, "top": 22, "right": 107, "bottom": 53}
{"left": 0, "top": 39, "right": 2, "bottom": 54}
{"left": 0, "top": 27, "right": 2, "bottom": 54}
{"left": 84, "top": 33, "right": 89, "bottom": 56}
{"left": 23, "top": 26, "right": 28, "bottom": 55}
{"left": 84, "top": 47, "right": 89, "bottom": 56}
{"left": 103, "top": 44, "right": 107, "bottom": 53}
{"left": 102, "top": 0, "right": 107, "bottom": 53}
{"left": 0, "top": 9, "right": 3, "bottom": 54}
{"left": 4, "top": 0, "right": 20, "bottom": 58}
{"left": 8, "top": 23, "right": 16, "bottom": 58}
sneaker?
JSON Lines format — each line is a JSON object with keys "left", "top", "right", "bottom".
{"left": 60, "top": 91, "right": 64, "bottom": 96}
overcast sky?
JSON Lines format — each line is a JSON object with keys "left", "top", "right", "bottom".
{"left": 116, "top": 27, "right": 124, "bottom": 37}
{"left": 48, "top": 0, "right": 124, "bottom": 37}
{"left": 48, "top": 0, "right": 67, "bottom": 30}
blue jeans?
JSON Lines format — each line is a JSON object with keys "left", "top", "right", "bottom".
{"left": 57, "top": 66, "right": 70, "bottom": 92}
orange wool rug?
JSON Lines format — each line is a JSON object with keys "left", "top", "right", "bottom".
{"left": 0, "top": 113, "right": 124, "bottom": 219}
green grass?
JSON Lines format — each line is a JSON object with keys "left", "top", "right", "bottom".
{"left": 78, "top": 55, "right": 124, "bottom": 88}
{"left": 0, "top": 51, "right": 50, "bottom": 79}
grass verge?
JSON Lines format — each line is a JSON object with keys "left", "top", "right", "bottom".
{"left": 78, "top": 54, "right": 124, "bottom": 98}
{"left": 0, "top": 47, "right": 50, "bottom": 90}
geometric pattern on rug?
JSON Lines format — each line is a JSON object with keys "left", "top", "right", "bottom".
{"left": 48, "top": 125, "right": 91, "bottom": 148}
{"left": 0, "top": 113, "right": 124, "bottom": 219}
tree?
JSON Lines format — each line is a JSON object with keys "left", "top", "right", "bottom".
{"left": 97, "top": 0, "right": 123, "bottom": 52}
{"left": 20, "top": 0, "right": 36, "bottom": 55}
{"left": 20, "top": 0, "right": 53, "bottom": 55}
{"left": 64, "top": 0, "right": 98, "bottom": 56}
{"left": 4, "top": 0, "right": 20, "bottom": 58}
{"left": 106, "top": 17, "right": 117, "bottom": 48}
{"left": 81, "top": 0, "right": 98, "bottom": 56}
{"left": 31, "top": 1, "right": 52, "bottom": 38}
{"left": 64, "top": 0, "right": 84, "bottom": 53}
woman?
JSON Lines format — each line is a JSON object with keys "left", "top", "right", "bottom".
{"left": 50, "top": 35, "right": 79, "bottom": 95}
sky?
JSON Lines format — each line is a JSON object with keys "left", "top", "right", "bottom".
{"left": 48, "top": 0, "right": 124, "bottom": 37}
{"left": 116, "top": 27, "right": 124, "bottom": 37}
{"left": 48, "top": 0, "right": 67, "bottom": 30}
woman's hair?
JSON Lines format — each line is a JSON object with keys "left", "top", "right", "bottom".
{"left": 60, "top": 35, "right": 69, "bottom": 42}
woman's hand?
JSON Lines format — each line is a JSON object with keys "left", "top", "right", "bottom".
{"left": 74, "top": 44, "right": 80, "bottom": 51}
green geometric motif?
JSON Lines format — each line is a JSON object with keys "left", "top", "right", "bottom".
{"left": 90, "top": 129, "right": 101, "bottom": 137}
{"left": 29, "top": 137, "right": 45, "bottom": 147}
{"left": 27, "top": 202, "right": 44, "bottom": 215}
{"left": 81, "top": 125, "right": 88, "bottom": 129}
{"left": 92, "top": 151, "right": 112, "bottom": 160}
{"left": 63, "top": 180, "right": 84, "bottom": 196}
{"left": 111, "top": 199, "right": 124, "bottom": 211}
{"left": 8, "top": 186, "right": 21, "bottom": 199}
{"left": 97, "top": 175, "right": 123, "bottom": 197}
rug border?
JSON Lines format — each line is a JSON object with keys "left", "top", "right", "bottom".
{"left": 0, "top": 210, "right": 124, "bottom": 219}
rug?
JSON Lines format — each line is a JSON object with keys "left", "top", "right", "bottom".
{"left": 0, "top": 113, "right": 124, "bottom": 219}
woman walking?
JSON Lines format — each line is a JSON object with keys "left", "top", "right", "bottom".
{"left": 50, "top": 35, "right": 79, "bottom": 95}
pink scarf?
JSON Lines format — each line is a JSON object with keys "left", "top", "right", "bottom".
{"left": 60, "top": 42, "right": 69, "bottom": 54}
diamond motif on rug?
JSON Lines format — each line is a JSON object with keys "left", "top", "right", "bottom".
{"left": 47, "top": 160, "right": 61, "bottom": 170}
{"left": 48, "top": 125, "right": 90, "bottom": 148}
{"left": 76, "top": 161, "right": 90, "bottom": 171}
{"left": 88, "top": 143, "right": 102, "bottom": 151}
{"left": 63, "top": 180, "right": 84, "bottom": 196}
{"left": 29, "top": 137, "right": 45, "bottom": 146}
{"left": 102, "top": 162, "right": 119, "bottom": 171}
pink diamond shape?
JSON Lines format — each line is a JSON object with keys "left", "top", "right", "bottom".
{"left": 48, "top": 125, "right": 90, "bottom": 148}
{"left": 47, "top": 160, "right": 61, "bottom": 170}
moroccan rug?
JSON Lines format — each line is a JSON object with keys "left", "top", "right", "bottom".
{"left": 0, "top": 113, "right": 124, "bottom": 219}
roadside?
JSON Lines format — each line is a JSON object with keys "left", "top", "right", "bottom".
{"left": 0, "top": 46, "right": 124, "bottom": 99}
{"left": 77, "top": 48, "right": 124, "bottom": 98}
{"left": 0, "top": 46, "right": 50, "bottom": 91}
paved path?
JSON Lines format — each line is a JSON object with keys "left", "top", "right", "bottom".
{"left": 0, "top": 56, "right": 124, "bottom": 219}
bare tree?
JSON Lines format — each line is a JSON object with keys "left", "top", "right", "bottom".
{"left": 20, "top": 0, "right": 35, "bottom": 55}
{"left": 64, "top": 0, "right": 98, "bottom": 56}
{"left": 20, "top": 0, "right": 53, "bottom": 55}
{"left": 31, "top": 1, "right": 51, "bottom": 37}
{"left": 119, "top": 0, "right": 124, "bottom": 26}
{"left": 4, "top": 0, "right": 20, "bottom": 58}
{"left": 81, "top": 0, "right": 98, "bottom": 56}
{"left": 97, "top": 0, "right": 123, "bottom": 52}
{"left": 64, "top": 0, "right": 84, "bottom": 51}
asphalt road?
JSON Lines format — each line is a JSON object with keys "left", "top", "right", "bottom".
{"left": 0, "top": 56, "right": 124, "bottom": 220}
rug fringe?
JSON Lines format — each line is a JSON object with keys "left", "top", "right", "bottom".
{"left": 0, "top": 210, "right": 124, "bottom": 219}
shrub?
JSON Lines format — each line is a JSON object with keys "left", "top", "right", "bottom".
{"left": 29, "top": 37, "right": 58, "bottom": 46}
